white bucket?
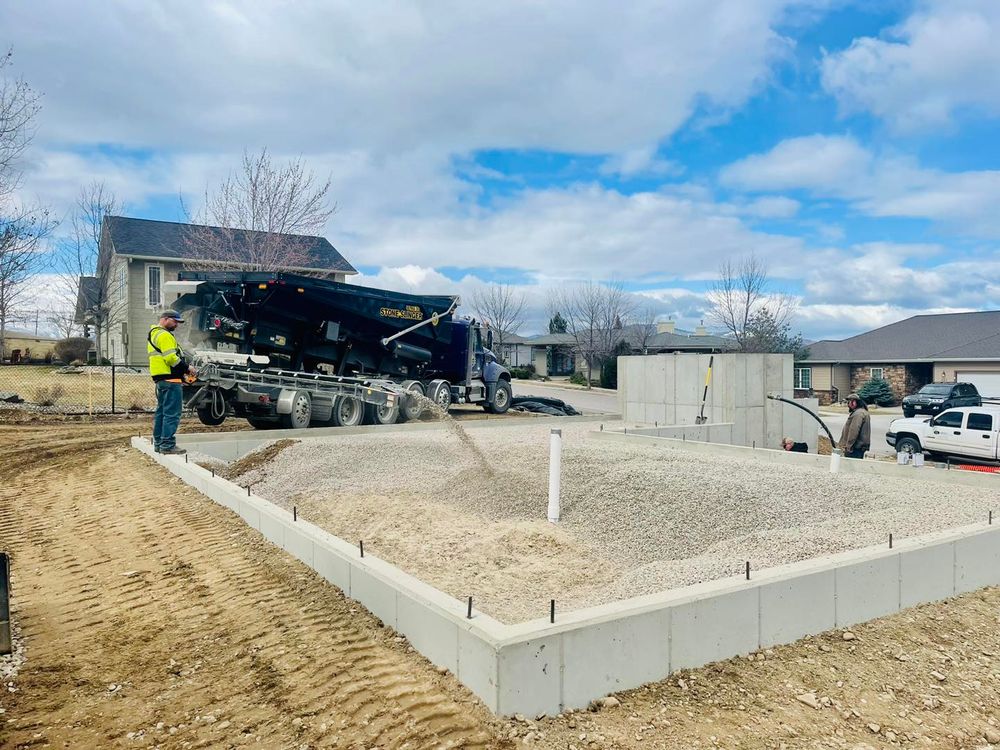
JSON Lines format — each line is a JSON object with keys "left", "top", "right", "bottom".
{"left": 912, "top": 452, "right": 925, "bottom": 467}
{"left": 897, "top": 452, "right": 910, "bottom": 465}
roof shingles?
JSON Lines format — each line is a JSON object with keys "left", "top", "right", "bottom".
{"left": 806, "top": 311, "right": 1000, "bottom": 362}
{"left": 104, "top": 215, "right": 355, "bottom": 274}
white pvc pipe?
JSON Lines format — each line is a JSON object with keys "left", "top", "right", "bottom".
{"left": 830, "top": 448, "right": 842, "bottom": 474}
{"left": 548, "top": 428, "right": 562, "bottom": 523}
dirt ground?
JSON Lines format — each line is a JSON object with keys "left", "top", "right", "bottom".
{"left": 3, "top": 415, "right": 1000, "bottom": 749}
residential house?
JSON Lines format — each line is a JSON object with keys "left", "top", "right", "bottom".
{"left": 801, "top": 310, "right": 1000, "bottom": 404}
{"left": 525, "top": 321, "right": 734, "bottom": 378}
{"left": 1, "top": 329, "right": 60, "bottom": 363}
{"left": 494, "top": 333, "right": 533, "bottom": 367}
{"left": 76, "top": 215, "right": 356, "bottom": 364}
{"left": 633, "top": 319, "right": 734, "bottom": 355}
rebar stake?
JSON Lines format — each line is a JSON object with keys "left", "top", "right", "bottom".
{"left": 247, "top": 485, "right": 251, "bottom": 497}
{"left": 550, "top": 599, "right": 555, "bottom": 624}
{"left": 185, "top": 453, "right": 188, "bottom": 463}
{"left": 745, "top": 561, "right": 750, "bottom": 580}
{"left": 360, "top": 540, "right": 364, "bottom": 558}
{"left": 889, "top": 533, "right": 893, "bottom": 549}
{"left": 293, "top": 506, "right": 297, "bottom": 522}
{"left": 467, "top": 596, "right": 473, "bottom": 619}
{"left": 991, "top": 510, "right": 994, "bottom": 525}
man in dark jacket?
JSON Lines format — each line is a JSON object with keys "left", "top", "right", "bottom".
{"left": 838, "top": 392, "right": 871, "bottom": 459}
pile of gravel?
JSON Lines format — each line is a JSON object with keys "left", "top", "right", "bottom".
{"left": 236, "top": 421, "right": 997, "bottom": 622}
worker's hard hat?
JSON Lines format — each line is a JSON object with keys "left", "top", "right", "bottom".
{"left": 160, "top": 309, "right": 185, "bottom": 322}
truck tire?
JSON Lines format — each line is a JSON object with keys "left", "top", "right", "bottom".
{"left": 397, "top": 380, "right": 425, "bottom": 422}
{"left": 427, "top": 380, "right": 451, "bottom": 413}
{"left": 364, "top": 401, "right": 399, "bottom": 426}
{"left": 485, "top": 380, "right": 512, "bottom": 414}
{"left": 196, "top": 404, "right": 227, "bottom": 426}
{"left": 895, "top": 436, "right": 921, "bottom": 455}
{"left": 332, "top": 396, "right": 363, "bottom": 427}
{"left": 280, "top": 390, "right": 313, "bottom": 430}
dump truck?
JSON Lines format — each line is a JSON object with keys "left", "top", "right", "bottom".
{"left": 167, "top": 271, "right": 512, "bottom": 429}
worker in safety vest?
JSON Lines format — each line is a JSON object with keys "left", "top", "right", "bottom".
{"left": 148, "top": 310, "right": 195, "bottom": 454}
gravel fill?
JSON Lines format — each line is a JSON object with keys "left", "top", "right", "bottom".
{"left": 234, "top": 421, "right": 998, "bottom": 623}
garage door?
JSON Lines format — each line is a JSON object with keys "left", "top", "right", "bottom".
{"left": 957, "top": 372, "right": 1000, "bottom": 399}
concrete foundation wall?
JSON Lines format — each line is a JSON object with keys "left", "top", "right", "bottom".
{"left": 137, "top": 425, "right": 1000, "bottom": 718}
{"left": 618, "top": 353, "right": 817, "bottom": 451}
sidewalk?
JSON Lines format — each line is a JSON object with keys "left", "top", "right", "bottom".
{"left": 511, "top": 377, "right": 618, "bottom": 394}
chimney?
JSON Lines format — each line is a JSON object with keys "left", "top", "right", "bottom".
{"left": 656, "top": 318, "right": 675, "bottom": 335}
{"left": 694, "top": 319, "right": 707, "bottom": 336}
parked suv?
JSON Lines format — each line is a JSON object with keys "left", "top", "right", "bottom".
{"left": 901, "top": 382, "right": 981, "bottom": 418}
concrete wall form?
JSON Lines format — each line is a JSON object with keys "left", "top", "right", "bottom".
{"left": 617, "top": 353, "right": 818, "bottom": 451}
{"left": 135, "top": 424, "right": 1000, "bottom": 718}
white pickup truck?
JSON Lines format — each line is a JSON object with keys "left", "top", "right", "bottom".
{"left": 886, "top": 405, "right": 1000, "bottom": 462}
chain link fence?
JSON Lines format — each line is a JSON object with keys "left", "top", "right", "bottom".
{"left": 0, "top": 362, "right": 157, "bottom": 415}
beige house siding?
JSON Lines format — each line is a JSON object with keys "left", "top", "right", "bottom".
{"left": 832, "top": 364, "right": 850, "bottom": 396}
{"left": 810, "top": 363, "right": 831, "bottom": 390}
{"left": 934, "top": 361, "right": 1000, "bottom": 382}
{"left": 126, "top": 260, "right": 187, "bottom": 363}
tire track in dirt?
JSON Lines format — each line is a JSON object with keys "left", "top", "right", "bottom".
{"left": 0, "top": 426, "right": 504, "bottom": 749}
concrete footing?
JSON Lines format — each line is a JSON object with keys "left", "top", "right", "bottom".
{"left": 134, "top": 422, "right": 1000, "bottom": 717}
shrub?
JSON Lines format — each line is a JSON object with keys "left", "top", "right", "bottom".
{"left": 568, "top": 371, "right": 588, "bottom": 386}
{"left": 54, "top": 337, "right": 92, "bottom": 363}
{"left": 858, "top": 377, "right": 895, "bottom": 407}
{"left": 509, "top": 365, "right": 536, "bottom": 380}
{"left": 33, "top": 385, "right": 65, "bottom": 406}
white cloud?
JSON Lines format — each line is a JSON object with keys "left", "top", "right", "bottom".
{"left": 719, "top": 134, "right": 872, "bottom": 192}
{"left": 820, "top": 0, "right": 1000, "bottom": 130}
{"left": 2, "top": 0, "right": 808, "bottom": 157}
{"left": 721, "top": 134, "right": 1000, "bottom": 236}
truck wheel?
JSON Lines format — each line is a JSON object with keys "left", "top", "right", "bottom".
{"left": 427, "top": 380, "right": 451, "bottom": 413}
{"left": 485, "top": 380, "right": 512, "bottom": 414}
{"left": 397, "top": 380, "right": 425, "bottom": 422}
{"left": 896, "top": 436, "right": 921, "bottom": 455}
{"left": 280, "top": 390, "right": 312, "bottom": 430}
{"left": 332, "top": 396, "right": 363, "bottom": 427}
{"left": 196, "top": 404, "right": 227, "bottom": 426}
{"left": 364, "top": 401, "right": 399, "bottom": 426}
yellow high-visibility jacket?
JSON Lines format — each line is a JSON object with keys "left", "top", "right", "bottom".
{"left": 147, "top": 325, "right": 187, "bottom": 381}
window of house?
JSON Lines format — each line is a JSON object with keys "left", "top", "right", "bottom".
{"left": 870, "top": 367, "right": 884, "bottom": 380}
{"left": 794, "top": 367, "right": 811, "bottom": 389}
{"left": 967, "top": 412, "right": 993, "bottom": 431}
{"left": 146, "top": 264, "right": 163, "bottom": 307}
{"left": 117, "top": 265, "right": 127, "bottom": 303}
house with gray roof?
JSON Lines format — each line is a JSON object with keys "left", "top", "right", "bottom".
{"left": 76, "top": 215, "right": 356, "bottom": 363}
{"left": 800, "top": 310, "right": 1000, "bottom": 403}
{"left": 524, "top": 321, "right": 733, "bottom": 378}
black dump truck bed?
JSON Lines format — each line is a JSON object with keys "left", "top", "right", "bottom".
{"left": 174, "top": 271, "right": 458, "bottom": 379}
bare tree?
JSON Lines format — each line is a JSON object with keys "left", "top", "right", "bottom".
{"left": 707, "top": 254, "right": 798, "bottom": 352}
{"left": 469, "top": 284, "right": 526, "bottom": 361}
{"left": 0, "top": 209, "right": 54, "bottom": 359}
{"left": 53, "top": 181, "right": 119, "bottom": 360}
{"left": 0, "top": 49, "right": 40, "bottom": 202}
{"left": 632, "top": 303, "right": 659, "bottom": 354}
{"left": 184, "top": 148, "right": 337, "bottom": 273}
{"left": 46, "top": 308, "right": 78, "bottom": 339}
{"left": 556, "top": 280, "right": 636, "bottom": 388}
{"left": 0, "top": 50, "right": 51, "bottom": 360}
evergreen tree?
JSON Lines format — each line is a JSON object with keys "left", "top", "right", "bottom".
{"left": 548, "top": 311, "right": 568, "bottom": 334}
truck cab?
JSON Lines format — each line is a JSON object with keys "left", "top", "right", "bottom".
{"left": 886, "top": 405, "right": 1000, "bottom": 462}
{"left": 428, "top": 317, "right": 512, "bottom": 413}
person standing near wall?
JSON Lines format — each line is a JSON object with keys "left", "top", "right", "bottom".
{"left": 838, "top": 393, "right": 870, "bottom": 459}
{"left": 148, "top": 310, "right": 195, "bottom": 455}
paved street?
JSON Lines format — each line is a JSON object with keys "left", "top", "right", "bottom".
{"left": 511, "top": 380, "right": 619, "bottom": 414}
{"left": 818, "top": 411, "right": 899, "bottom": 456}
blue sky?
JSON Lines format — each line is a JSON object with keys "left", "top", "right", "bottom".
{"left": 4, "top": 0, "right": 1000, "bottom": 339}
